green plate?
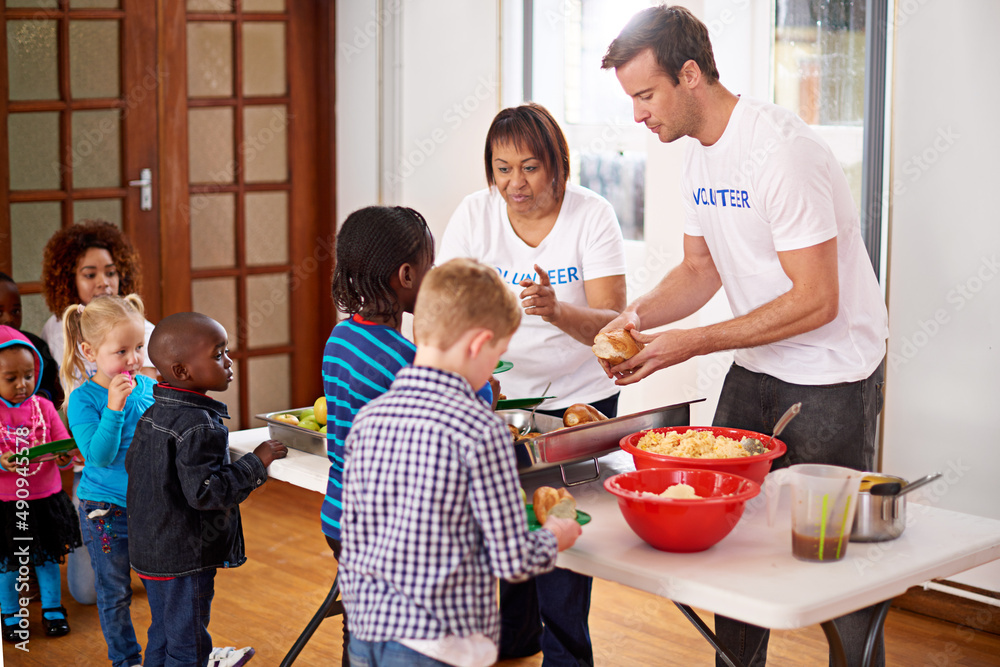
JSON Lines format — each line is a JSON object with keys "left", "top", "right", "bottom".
{"left": 496, "top": 396, "right": 556, "bottom": 411}
{"left": 525, "top": 504, "right": 592, "bottom": 531}
{"left": 494, "top": 360, "right": 513, "bottom": 374}
{"left": 23, "top": 438, "right": 76, "bottom": 461}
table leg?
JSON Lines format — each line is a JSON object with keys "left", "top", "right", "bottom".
{"left": 862, "top": 599, "right": 892, "bottom": 667}
{"left": 674, "top": 603, "right": 744, "bottom": 667}
{"left": 279, "top": 573, "right": 344, "bottom": 667}
{"left": 821, "top": 619, "right": 848, "bottom": 667}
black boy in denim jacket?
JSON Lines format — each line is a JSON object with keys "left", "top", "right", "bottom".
{"left": 125, "top": 312, "right": 286, "bottom": 665}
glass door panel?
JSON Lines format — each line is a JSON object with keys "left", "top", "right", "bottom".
{"left": 69, "top": 19, "right": 120, "bottom": 97}
{"left": 6, "top": 19, "right": 59, "bottom": 99}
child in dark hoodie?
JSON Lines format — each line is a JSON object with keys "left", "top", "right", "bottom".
{"left": 0, "top": 325, "right": 81, "bottom": 643}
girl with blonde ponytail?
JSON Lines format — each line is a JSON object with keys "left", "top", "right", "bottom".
{"left": 63, "top": 294, "right": 154, "bottom": 667}
{"left": 60, "top": 294, "right": 146, "bottom": 399}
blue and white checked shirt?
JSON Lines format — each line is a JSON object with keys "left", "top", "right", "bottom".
{"left": 340, "top": 365, "right": 559, "bottom": 644}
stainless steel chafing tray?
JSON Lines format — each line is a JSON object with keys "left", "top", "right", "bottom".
{"left": 503, "top": 399, "right": 703, "bottom": 485}
{"left": 256, "top": 409, "right": 326, "bottom": 456}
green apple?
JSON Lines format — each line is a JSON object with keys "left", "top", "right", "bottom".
{"left": 298, "top": 418, "right": 321, "bottom": 432}
{"left": 319, "top": 425, "right": 327, "bottom": 434}
{"left": 299, "top": 408, "right": 315, "bottom": 421}
{"left": 519, "top": 487, "right": 527, "bottom": 505}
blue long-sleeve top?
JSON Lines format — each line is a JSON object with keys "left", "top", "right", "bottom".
{"left": 67, "top": 374, "right": 155, "bottom": 506}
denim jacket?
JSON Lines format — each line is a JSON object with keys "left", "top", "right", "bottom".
{"left": 126, "top": 383, "right": 267, "bottom": 577}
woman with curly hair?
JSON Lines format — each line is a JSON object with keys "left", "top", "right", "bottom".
{"left": 39, "top": 221, "right": 157, "bottom": 608}
{"left": 40, "top": 220, "right": 156, "bottom": 387}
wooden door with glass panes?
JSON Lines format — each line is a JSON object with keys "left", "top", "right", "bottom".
{"left": 2, "top": 0, "right": 331, "bottom": 429}
{"left": 1, "top": 0, "right": 159, "bottom": 334}
{"left": 158, "top": 0, "right": 329, "bottom": 430}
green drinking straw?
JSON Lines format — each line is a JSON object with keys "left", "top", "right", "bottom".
{"left": 835, "top": 496, "right": 852, "bottom": 559}
{"left": 819, "top": 494, "right": 828, "bottom": 560}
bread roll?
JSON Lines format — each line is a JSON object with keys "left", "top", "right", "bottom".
{"left": 533, "top": 486, "right": 576, "bottom": 524}
{"left": 592, "top": 329, "right": 643, "bottom": 365}
{"left": 562, "top": 403, "right": 608, "bottom": 427}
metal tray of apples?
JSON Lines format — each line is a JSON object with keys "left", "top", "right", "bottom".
{"left": 256, "top": 406, "right": 327, "bottom": 457}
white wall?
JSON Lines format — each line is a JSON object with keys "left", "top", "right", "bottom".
{"left": 335, "top": 0, "right": 382, "bottom": 223}
{"left": 336, "top": 0, "right": 501, "bottom": 240}
{"left": 882, "top": 0, "right": 1000, "bottom": 591}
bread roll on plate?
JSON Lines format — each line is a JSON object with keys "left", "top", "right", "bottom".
{"left": 533, "top": 486, "right": 577, "bottom": 523}
{"left": 592, "top": 329, "right": 643, "bottom": 365}
{"left": 562, "top": 403, "right": 608, "bottom": 427}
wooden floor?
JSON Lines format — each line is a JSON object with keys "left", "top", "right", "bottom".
{"left": 4, "top": 480, "right": 999, "bottom": 666}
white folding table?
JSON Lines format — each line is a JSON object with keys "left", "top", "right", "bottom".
{"left": 520, "top": 450, "right": 1000, "bottom": 666}
{"left": 230, "top": 428, "right": 1000, "bottom": 667}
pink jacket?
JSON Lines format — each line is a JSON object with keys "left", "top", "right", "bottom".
{"left": 0, "top": 326, "right": 71, "bottom": 501}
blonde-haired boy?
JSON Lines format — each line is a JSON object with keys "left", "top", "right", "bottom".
{"left": 340, "top": 258, "right": 581, "bottom": 667}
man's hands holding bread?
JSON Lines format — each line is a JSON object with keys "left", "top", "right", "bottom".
{"left": 533, "top": 486, "right": 581, "bottom": 551}
{"left": 593, "top": 312, "right": 699, "bottom": 386}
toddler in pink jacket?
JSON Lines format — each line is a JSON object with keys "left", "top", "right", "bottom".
{"left": 0, "top": 325, "right": 81, "bottom": 644}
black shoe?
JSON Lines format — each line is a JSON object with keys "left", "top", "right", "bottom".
{"left": 2, "top": 614, "right": 19, "bottom": 642}
{"left": 41, "top": 606, "right": 70, "bottom": 637}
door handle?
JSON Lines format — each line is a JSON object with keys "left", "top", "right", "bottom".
{"left": 128, "top": 168, "right": 152, "bottom": 211}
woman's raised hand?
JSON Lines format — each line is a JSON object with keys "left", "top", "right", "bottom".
{"left": 518, "top": 264, "right": 561, "bottom": 322}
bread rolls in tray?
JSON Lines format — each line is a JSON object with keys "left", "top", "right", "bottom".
{"left": 562, "top": 403, "right": 608, "bottom": 427}
{"left": 532, "top": 486, "right": 577, "bottom": 523}
{"left": 592, "top": 329, "right": 643, "bottom": 365}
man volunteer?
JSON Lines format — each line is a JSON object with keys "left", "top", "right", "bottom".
{"left": 599, "top": 6, "right": 888, "bottom": 667}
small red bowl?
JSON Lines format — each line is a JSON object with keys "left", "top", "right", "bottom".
{"left": 620, "top": 426, "right": 787, "bottom": 485}
{"left": 604, "top": 468, "right": 760, "bottom": 552}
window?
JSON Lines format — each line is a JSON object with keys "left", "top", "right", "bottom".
{"left": 512, "top": 0, "right": 650, "bottom": 240}
{"left": 511, "top": 0, "right": 889, "bottom": 270}
{"left": 774, "top": 0, "right": 867, "bottom": 233}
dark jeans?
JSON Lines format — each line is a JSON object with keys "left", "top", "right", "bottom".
{"left": 503, "top": 394, "right": 615, "bottom": 666}
{"left": 712, "top": 362, "right": 886, "bottom": 667}
{"left": 499, "top": 568, "right": 594, "bottom": 666}
{"left": 142, "top": 568, "right": 217, "bottom": 667}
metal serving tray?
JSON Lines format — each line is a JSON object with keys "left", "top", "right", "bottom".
{"left": 502, "top": 399, "right": 702, "bottom": 485}
{"left": 256, "top": 408, "right": 326, "bottom": 457}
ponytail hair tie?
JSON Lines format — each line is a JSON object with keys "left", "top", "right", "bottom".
{"left": 77, "top": 304, "right": 85, "bottom": 314}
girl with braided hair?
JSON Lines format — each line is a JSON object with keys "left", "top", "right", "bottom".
{"left": 319, "top": 205, "right": 435, "bottom": 665}
{"left": 319, "top": 206, "right": 496, "bottom": 665}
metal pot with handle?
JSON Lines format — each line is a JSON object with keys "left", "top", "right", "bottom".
{"left": 850, "top": 472, "right": 943, "bottom": 542}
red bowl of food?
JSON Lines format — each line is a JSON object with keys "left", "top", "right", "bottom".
{"left": 619, "top": 426, "right": 787, "bottom": 485}
{"left": 604, "top": 468, "right": 760, "bottom": 552}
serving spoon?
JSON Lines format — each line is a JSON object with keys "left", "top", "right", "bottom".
{"left": 520, "top": 381, "right": 552, "bottom": 436}
{"left": 740, "top": 402, "right": 801, "bottom": 456}
{"left": 868, "top": 471, "right": 942, "bottom": 497}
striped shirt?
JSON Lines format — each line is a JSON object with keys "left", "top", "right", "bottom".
{"left": 320, "top": 315, "right": 493, "bottom": 541}
{"left": 340, "top": 365, "right": 558, "bottom": 645}
{"left": 320, "top": 315, "right": 415, "bottom": 540}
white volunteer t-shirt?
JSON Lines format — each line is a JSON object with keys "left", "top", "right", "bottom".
{"left": 682, "top": 96, "right": 887, "bottom": 384}
{"left": 439, "top": 183, "right": 625, "bottom": 409}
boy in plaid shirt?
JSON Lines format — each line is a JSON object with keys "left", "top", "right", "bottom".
{"left": 339, "top": 258, "right": 582, "bottom": 667}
